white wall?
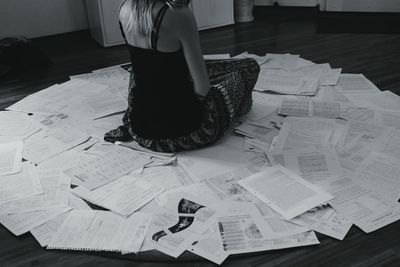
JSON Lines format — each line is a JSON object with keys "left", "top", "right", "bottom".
{"left": 0, "top": 0, "right": 88, "bottom": 39}
{"left": 326, "top": 0, "right": 400, "bottom": 12}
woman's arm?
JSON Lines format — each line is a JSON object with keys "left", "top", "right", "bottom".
{"left": 166, "top": 7, "right": 210, "bottom": 97}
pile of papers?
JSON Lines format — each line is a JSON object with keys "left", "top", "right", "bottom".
{"left": 1, "top": 53, "right": 400, "bottom": 265}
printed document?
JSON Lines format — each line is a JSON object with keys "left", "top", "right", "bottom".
{"left": 188, "top": 222, "right": 229, "bottom": 265}
{"left": 0, "top": 111, "right": 41, "bottom": 140}
{"left": 47, "top": 210, "right": 152, "bottom": 253}
{"left": 352, "top": 152, "right": 400, "bottom": 205}
{"left": 331, "top": 190, "right": 400, "bottom": 233}
{"left": 238, "top": 165, "right": 333, "bottom": 219}
{"left": 133, "top": 165, "right": 198, "bottom": 190}
{"left": 337, "top": 74, "right": 381, "bottom": 97}
{"left": 23, "top": 129, "right": 90, "bottom": 164}
{"left": 253, "top": 201, "right": 310, "bottom": 239}
{"left": 281, "top": 147, "right": 343, "bottom": 185}
{"left": 254, "top": 69, "right": 319, "bottom": 96}
{"left": 291, "top": 206, "right": 352, "bottom": 240}
{"left": 0, "top": 207, "right": 70, "bottom": 236}
{"left": 278, "top": 99, "right": 341, "bottom": 118}
{"left": 72, "top": 176, "right": 165, "bottom": 217}
{"left": 64, "top": 146, "right": 151, "bottom": 190}
{"left": 146, "top": 194, "right": 217, "bottom": 258}
{"left": 272, "top": 117, "right": 338, "bottom": 152}
{"left": 0, "top": 169, "right": 70, "bottom": 214}
{"left": 0, "top": 141, "right": 23, "bottom": 175}
{"left": 31, "top": 212, "right": 70, "bottom": 247}
{"left": 0, "top": 162, "right": 43, "bottom": 205}
{"left": 215, "top": 202, "right": 318, "bottom": 254}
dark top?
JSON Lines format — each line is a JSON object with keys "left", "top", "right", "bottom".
{"left": 121, "top": 4, "right": 204, "bottom": 139}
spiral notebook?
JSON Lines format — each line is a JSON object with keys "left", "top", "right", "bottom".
{"left": 47, "top": 210, "right": 152, "bottom": 253}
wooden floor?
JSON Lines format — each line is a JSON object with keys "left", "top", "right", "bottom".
{"left": 1, "top": 10, "right": 400, "bottom": 267}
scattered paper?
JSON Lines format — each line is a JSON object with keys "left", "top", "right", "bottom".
{"left": 0, "top": 141, "right": 23, "bottom": 175}
{"left": 47, "top": 210, "right": 152, "bottom": 253}
{"left": 238, "top": 165, "right": 333, "bottom": 219}
{"left": 72, "top": 176, "right": 165, "bottom": 217}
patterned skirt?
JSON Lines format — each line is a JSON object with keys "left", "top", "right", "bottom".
{"left": 104, "top": 58, "right": 260, "bottom": 153}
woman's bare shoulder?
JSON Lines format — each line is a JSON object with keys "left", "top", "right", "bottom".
{"left": 163, "top": 6, "right": 197, "bottom": 35}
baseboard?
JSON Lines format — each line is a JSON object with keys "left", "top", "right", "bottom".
{"left": 318, "top": 12, "right": 400, "bottom": 34}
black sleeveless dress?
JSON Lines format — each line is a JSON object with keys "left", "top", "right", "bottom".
{"left": 104, "top": 5, "right": 260, "bottom": 152}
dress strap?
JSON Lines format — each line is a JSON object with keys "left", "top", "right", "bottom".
{"left": 119, "top": 21, "right": 127, "bottom": 43}
{"left": 151, "top": 4, "right": 169, "bottom": 50}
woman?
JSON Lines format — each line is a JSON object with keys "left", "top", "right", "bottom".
{"left": 104, "top": 0, "right": 260, "bottom": 152}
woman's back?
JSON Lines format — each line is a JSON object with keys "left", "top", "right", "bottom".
{"left": 121, "top": 2, "right": 181, "bottom": 52}
{"left": 119, "top": 1, "right": 204, "bottom": 139}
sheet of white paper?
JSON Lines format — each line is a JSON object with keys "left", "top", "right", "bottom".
{"left": 272, "top": 117, "right": 338, "bottom": 152}
{"left": 70, "top": 113, "right": 124, "bottom": 140}
{"left": 133, "top": 165, "right": 198, "bottom": 190}
{"left": 0, "top": 168, "right": 70, "bottom": 214}
{"left": 342, "top": 107, "right": 376, "bottom": 122}
{"left": 215, "top": 202, "right": 319, "bottom": 254}
{"left": 370, "top": 129, "right": 400, "bottom": 159}
{"left": 253, "top": 201, "right": 310, "bottom": 240}
{"left": 291, "top": 206, "right": 352, "bottom": 240}
{"left": 47, "top": 210, "right": 152, "bottom": 253}
{"left": 337, "top": 74, "right": 381, "bottom": 97}
{"left": 30, "top": 112, "right": 83, "bottom": 131}
{"left": 235, "top": 123, "right": 279, "bottom": 142}
{"left": 0, "top": 207, "right": 70, "bottom": 236}
{"left": 375, "top": 110, "right": 400, "bottom": 130}
{"left": 238, "top": 165, "right": 333, "bottom": 219}
{"left": 31, "top": 212, "right": 69, "bottom": 247}
{"left": 0, "top": 111, "right": 41, "bottom": 140}
{"left": 355, "top": 206, "right": 400, "bottom": 233}
{"left": 215, "top": 202, "right": 272, "bottom": 254}
{"left": 188, "top": 222, "right": 229, "bottom": 265}
{"left": 155, "top": 183, "right": 221, "bottom": 208}
{"left": 204, "top": 166, "right": 260, "bottom": 202}
{"left": 72, "top": 176, "right": 165, "bottom": 217}
{"left": 0, "top": 162, "right": 43, "bottom": 205}
{"left": 263, "top": 54, "right": 300, "bottom": 70}
{"left": 359, "top": 90, "right": 400, "bottom": 111}
{"left": 83, "top": 88, "right": 127, "bottom": 119}
{"left": 321, "top": 86, "right": 354, "bottom": 105}
{"left": 352, "top": 152, "right": 400, "bottom": 205}
{"left": 64, "top": 146, "right": 151, "bottom": 190}
{"left": 338, "top": 121, "right": 387, "bottom": 147}
{"left": 282, "top": 147, "right": 343, "bottom": 185}
{"left": 146, "top": 194, "right": 217, "bottom": 258}
{"left": 254, "top": 69, "right": 319, "bottom": 96}
{"left": 278, "top": 99, "right": 341, "bottom": 118}
{"left": 178, "top": 135, "right": 258, "bottom": 181}
{"left": 0, "top": 141, "right": 23, "bottom": 175}
{"left": 331, "top": 190, "right": 400, "bottom": 233}
{"left": 23, "top": 129, "right": 90, "bottom": 164}
{"left": 69, "top": 194, "right": 92, "bottom": 210}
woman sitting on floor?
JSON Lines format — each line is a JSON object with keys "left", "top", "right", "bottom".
{"left": 104, "top": 0, "right": 260, "bottom": 152}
